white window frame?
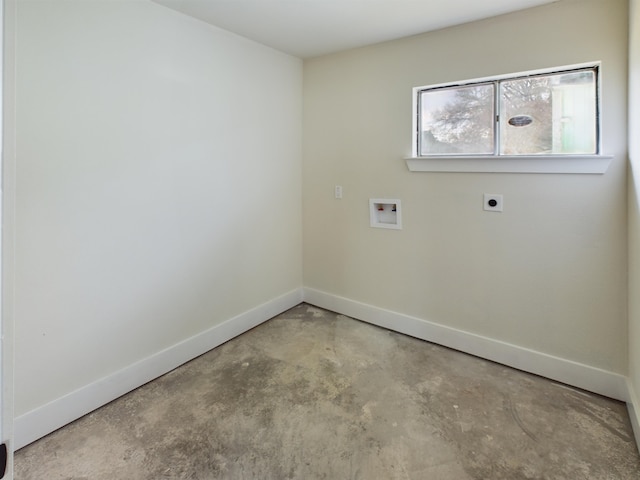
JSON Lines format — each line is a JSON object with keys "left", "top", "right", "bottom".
{"left": 405, "top": 62, "right": 612, "bottom": 174}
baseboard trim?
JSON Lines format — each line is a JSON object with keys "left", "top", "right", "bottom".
{"left": 628, "top": 381, "right": 640, "bottom": 454}
{"left": 15, "top": 287, "right": 633, "bottom": 451}
{"left": 14, "top": 288, "right": 303, "bottom": 450}
{"left": 303, "top": 287, "right": 629, "bottom": 402}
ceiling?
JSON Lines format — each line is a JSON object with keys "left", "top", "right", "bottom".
{"left": 152, "top": 0, "right": 560, "bottom": 58}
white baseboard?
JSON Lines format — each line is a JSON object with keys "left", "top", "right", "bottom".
{"left": 14, "top": 288, "right": 303, "bottom": 450}
{"left": 628, "top": 381, "right": 640, "bottom": 453}
{"left": 303, "top": 287, "right": 629, "bottom": 402}
{"left": 15, "top": 286, "right": 635, "bottom": 452}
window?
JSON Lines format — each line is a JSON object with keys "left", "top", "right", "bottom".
{"left": 416, "top": 65, "right": 599, "bottom": 157}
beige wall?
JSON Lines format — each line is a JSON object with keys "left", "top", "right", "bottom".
{"left": 629, "top": 0, "right": 640, "bottom": 418}
{"left": 13, "top": 0, "right": 636, "bottom": 452}
{"left": 15, "top": 1, "right": 302, "bottom": 416}
{"left": 303, "top": 0, "right": 628, "bottom": 373}
{"left": 3, "top": 0, "right": 17, "bottom": 473}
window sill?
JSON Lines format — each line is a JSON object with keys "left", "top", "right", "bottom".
{"left": 404, "top": 155, "right": 612, "bottom": 174}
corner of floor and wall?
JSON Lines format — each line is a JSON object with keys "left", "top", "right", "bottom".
{"left": 10, "top": 0, "right": 640, "bottom": 460}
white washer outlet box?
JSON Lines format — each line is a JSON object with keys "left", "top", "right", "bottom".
{"left": 370, "top": 198, "right": 402, "bottom": 229}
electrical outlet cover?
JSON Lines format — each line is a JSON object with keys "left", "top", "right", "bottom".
{"left": 483, "top": 194, "right": 503, "bottom": 212}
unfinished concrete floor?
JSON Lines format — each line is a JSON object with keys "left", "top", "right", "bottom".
{"left": 15, "top": 304, "right": 640, "bottom": 479}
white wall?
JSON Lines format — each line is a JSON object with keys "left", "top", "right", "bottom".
{"left": 303, "top": 0, "right": 628, "bottom": 375}
{"left": 15, "top": 0, "right": 302, "bottom": 423}
{"left": 628, "top": 0, "right": 640, "bottom": 442}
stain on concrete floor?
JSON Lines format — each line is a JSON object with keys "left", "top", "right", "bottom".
{"left": 15, "top": 304, "right": 640, "bottom": 479}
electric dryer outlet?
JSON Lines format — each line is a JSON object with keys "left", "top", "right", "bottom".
{"left": 484, "top": 194, "right": 503, "bottom": 212}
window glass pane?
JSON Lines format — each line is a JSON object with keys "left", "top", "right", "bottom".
{"left": 419, "top": 84, "right": 494, "bottom": 155}
{"left": 499, "top": 70, "right": 596, "bottom": 155}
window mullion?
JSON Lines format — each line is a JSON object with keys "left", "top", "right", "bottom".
{"left": 416, "top": 92, "right": 422, "bottom": 156}
{"left": 494, "top": 80, "right": 500, "bottom": 156}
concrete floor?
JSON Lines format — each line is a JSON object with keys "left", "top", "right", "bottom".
{"left": 15, "top": 304, "right": 640, "bottom": 479}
